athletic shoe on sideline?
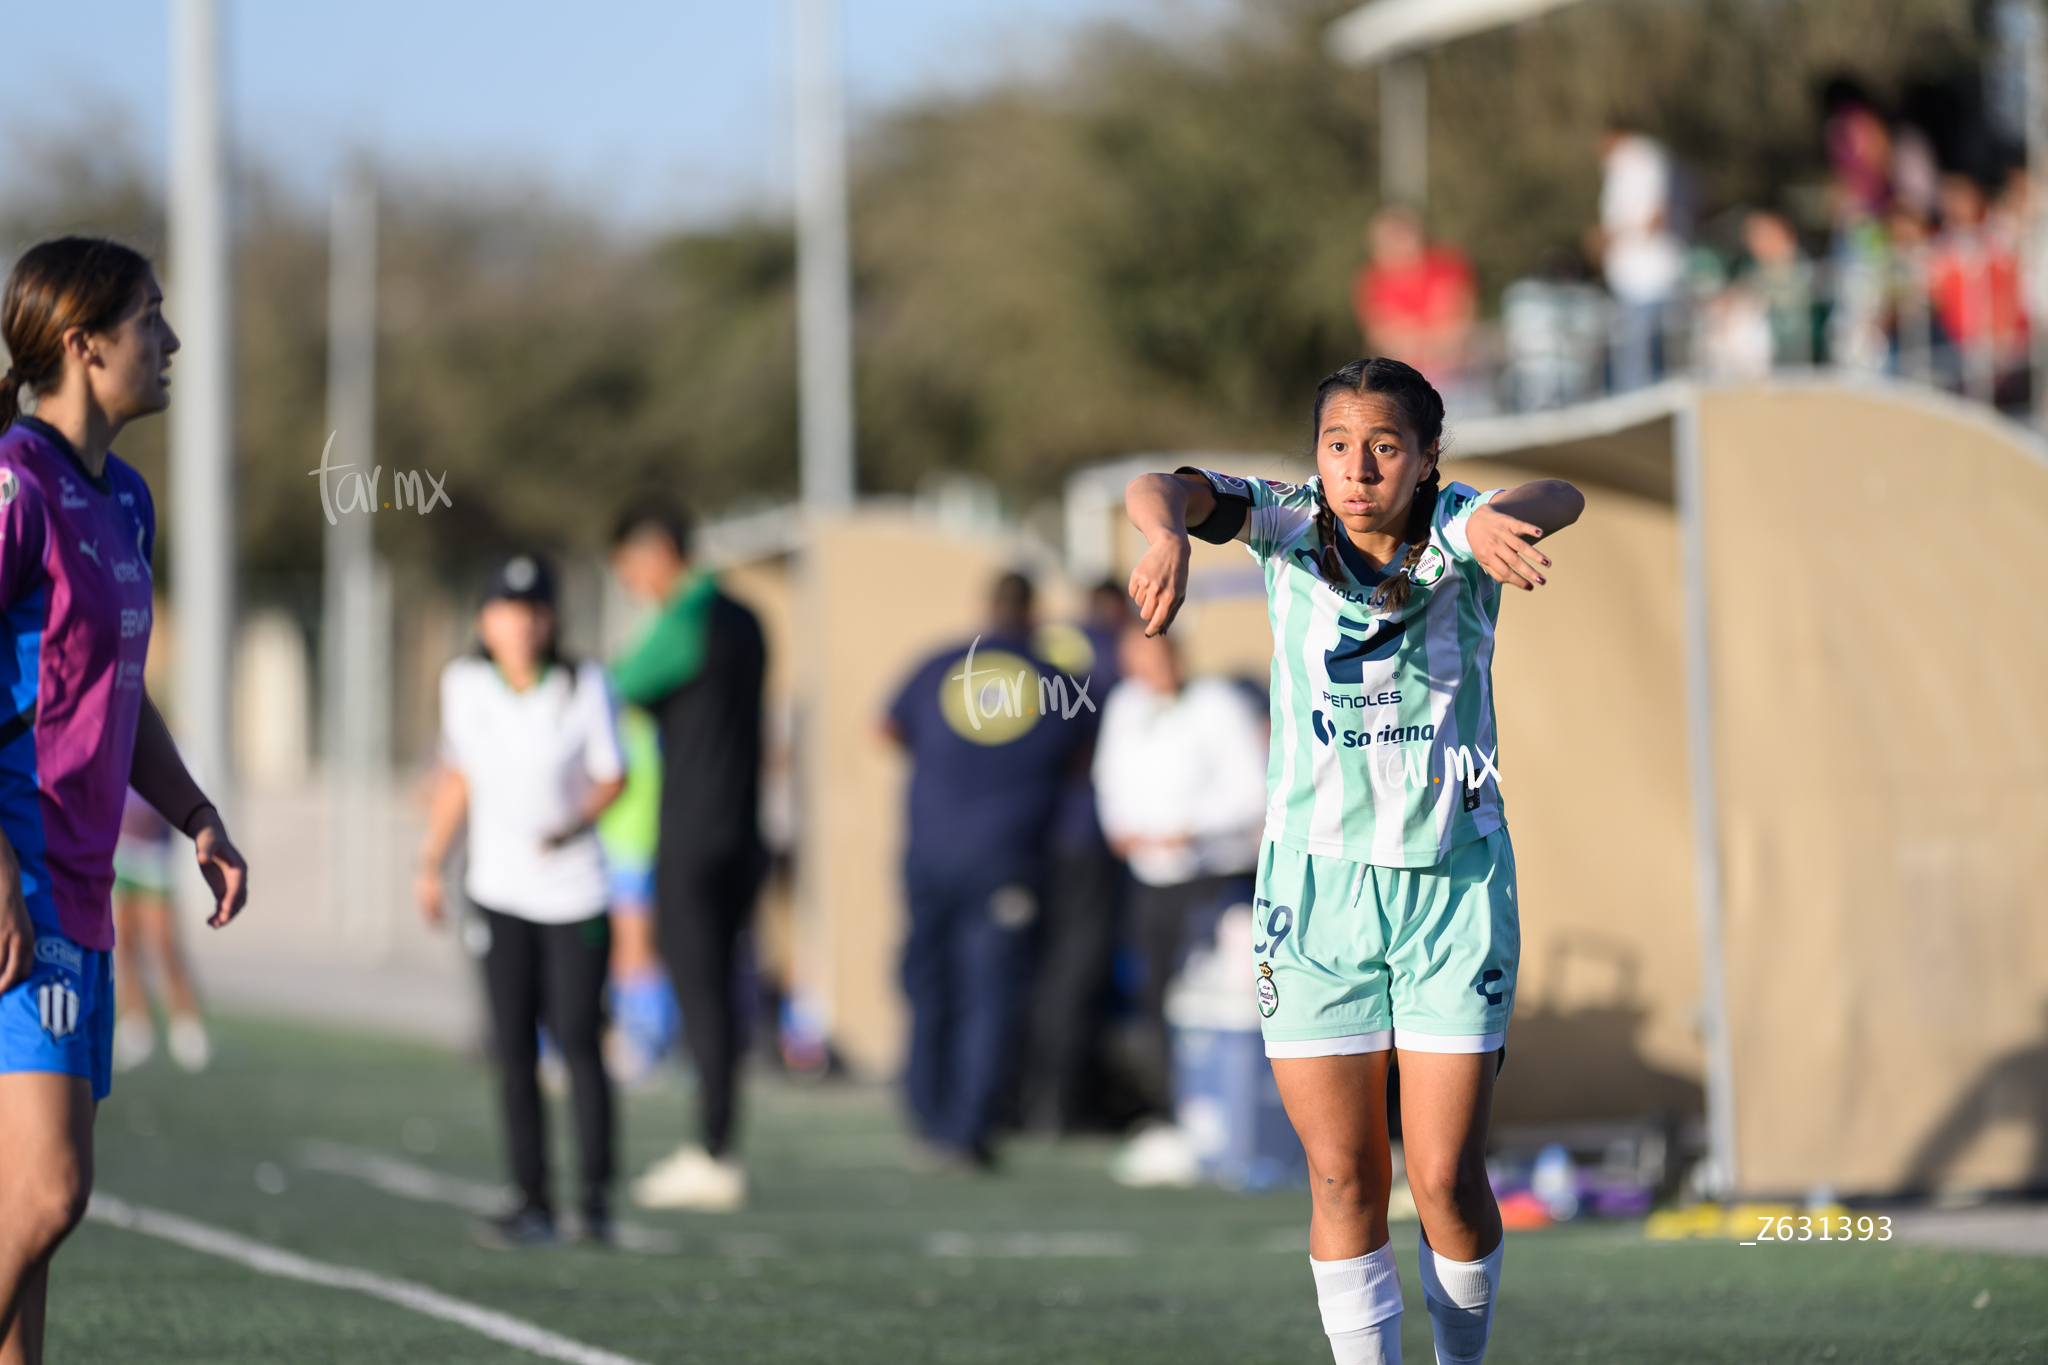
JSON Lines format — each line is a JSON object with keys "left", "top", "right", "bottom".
{"left": 167, "top": 1015, "right": 211, "bottom": 1072}
{"left": 112, "top": 1014, "right": 156, "bottom": 1072}
{"left": 631, "top": 1144, "right": 747, "bottom": 1211}
{"left": 472, "top": 1207, "right": 559, "bottom": 1250}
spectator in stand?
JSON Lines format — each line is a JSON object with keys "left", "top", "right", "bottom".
{"left": 1928, "top": 170, "right": 2031, "bottom": 403}
{"left": 1822, "top": 82, "right": 1897, "bottom": 373}
{"left": 884, "top": 573, "right": 1085, "bottom": 1169}
{"left": 1351, "top": 206, "right": 1476, "bottom": 392}
{"left": 1593, "top": 128, "right": 1687, "bottom": 392}
{"left": 1021, "top": 581, "right": 1131, "bottom": 1134}
{"left": 1091, "top": 621, "right": 1266, "bottom": 1117}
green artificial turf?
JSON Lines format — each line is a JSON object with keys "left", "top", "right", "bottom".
{"left": 43, "top": 1016, "right": 2046, "bottom": 1363}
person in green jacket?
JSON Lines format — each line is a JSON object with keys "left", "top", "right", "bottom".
{"left": 608, "top": 501, "right": 766, "bottom": 1212}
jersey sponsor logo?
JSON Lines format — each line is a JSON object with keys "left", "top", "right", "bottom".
{"left": 1322, "top": 689, "right": 1400, "bottom": 709}
{"left": 1324, "top": 614, "right": 1409, "bottom": 682}
{"left": 78, "top": 538, "right": 100, "bottom": 565}
{"left": 37, "top": 979, "right": 81, "bottom": 1039}
{"left": 58, "top": 477, "right": 89, "bottom": 510}
{"left": 1410, "top": 544, "right": 1447, "bottom": 588}
{"left": 120, "top": 606, "right": 151, "bottom": 639}
{"left": 34, "top": 937, "right": 83, "bottom": 974}
{"left": 1311, "top": 709, "right": 1333, "bottom": 745}
{"left": 1473, "top": 968, "right": 1505, "bottom": 1007}
{"left": 1442, "top": 491, "right": 1474, "bottom": 516}
{"left": 0, "top": 469, "right": 17, "bottom": 507}
{"left": 114, "top": 560, "right": 144, "bottom": 584}
{"left": 117, "top": 660, "right": 144, "bottom": 691}
{"left": 1341, "top": 722, "right": 1434, "bottom": 751}
{"left": 1261, "top": 479, "right": 1297, "bottom": 495}
{"left": 1204, "top": 471, "right": 1249, "bottom": 497}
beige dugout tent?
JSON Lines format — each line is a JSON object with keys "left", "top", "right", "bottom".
{"left": 1068, "top": 378, "right": 2048, "bottom": 1199}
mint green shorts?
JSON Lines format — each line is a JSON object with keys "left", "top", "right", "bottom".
{"left": 1253, "top": 831, "right": 1518, "bottom": 1058}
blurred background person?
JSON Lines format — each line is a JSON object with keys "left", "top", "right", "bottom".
{"left": 1823, "top": 80, "right": 1897, "bottom": 374}
{"left": 1928, "top": 170, "right": 2031, "bottom": 404}
{"left": 1351, "top": 206, "right": 1477, "bottom": 397}
{"left": 597, "top": 703, "right": 678, "bottom": 1086}
{"left": 109, "top": 788, "right": 209, "bottom": 1073}
{"left": 884, "top": 572, "right": 1082, "bottom": 1169}
{"left": 417, "top": 553, "right": 625, "bottom": 1248}
{"left": 1091, "top": 620, "right": 1266, "bottom": 1120}
{"left": 610, "top": 502, "right": 767, "bottom": 1212}
{"left": 1593, "top": 127, "right": 1687, "bottom": 391}
{"left": 1021, "top": 579, "right": 1131, "bottom": 1134}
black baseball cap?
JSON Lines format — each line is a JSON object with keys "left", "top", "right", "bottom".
{"left": 482, "top": 552, "right": 557, "bottom": 607}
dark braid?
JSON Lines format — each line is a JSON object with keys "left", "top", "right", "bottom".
{"left": 1308, "top": 357, "right": 1446, "bottom": 611}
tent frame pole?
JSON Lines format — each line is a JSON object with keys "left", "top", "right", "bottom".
{"left": 1676, "top": 393, "right": 1740, "bottom": 1198}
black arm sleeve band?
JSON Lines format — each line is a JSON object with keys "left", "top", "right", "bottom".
{"left": 1176, "top": 466, "right": 1251, "bottom": 545}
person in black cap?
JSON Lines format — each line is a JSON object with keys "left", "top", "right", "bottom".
{"left": 417, "top": 553, "right": 627, "bottom": 1245}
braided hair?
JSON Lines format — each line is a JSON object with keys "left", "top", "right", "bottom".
{"left": 1309, "top": 357, "right": 1446, "bottom": 613}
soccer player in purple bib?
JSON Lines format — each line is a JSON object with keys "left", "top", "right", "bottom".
{"left": 0, "top": 239, "right": 249, "bottom": 1365}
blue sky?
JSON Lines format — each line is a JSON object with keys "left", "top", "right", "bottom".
{"left": 1, "top": 0, "right": 1187, "bottom": 228}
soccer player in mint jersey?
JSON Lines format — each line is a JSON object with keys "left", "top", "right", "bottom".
{"left": 1126, "top": 358, "right": 1580, "bottom": 1365}
{"left": 0, "top": 238, "right": 249, "bottom": 1365}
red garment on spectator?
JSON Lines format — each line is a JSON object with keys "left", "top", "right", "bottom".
{"left": 1927, "top": 234, "right": 2030, "bottom": 364}
{"left": 1352, "top": 247, "right": 1475, "bottom": 380}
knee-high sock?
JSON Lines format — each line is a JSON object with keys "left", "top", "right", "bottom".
{"left": 1311, "top": 1242, "right": 1403, "bottom": 1365}
{"left": 1417, "top": 1231, "right": 1503, "bottom": 1365}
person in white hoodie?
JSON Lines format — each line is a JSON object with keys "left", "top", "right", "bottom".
{"left": 1092, "top": 622, "right": 1268, "bottom": 1114}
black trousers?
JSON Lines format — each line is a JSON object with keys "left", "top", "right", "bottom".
{"left": 1129, "top": 874, "right": 1243, "bottom": 1114}
{"left": 1021, "top": 847, "right": 1125, "bottom": 1132}
{"left": 655, "top": 852, "right": 757, "bottom": 1158}
{"left": 478, "top": 907, "right": 613, "bottom": 1219}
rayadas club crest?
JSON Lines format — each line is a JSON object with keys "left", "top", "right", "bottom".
{"left": 1410, "top": 543, "right": 1447, "bottom": 588}
{"left": 1257, "top": 961, "right": 1279, "bottom": 1018}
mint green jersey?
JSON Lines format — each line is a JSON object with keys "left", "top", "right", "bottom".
{"left": 1186, "top": 469, "right": 1507, "bottom": 868}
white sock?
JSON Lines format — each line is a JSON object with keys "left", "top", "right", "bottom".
{"left": 1417, "top": 1232, "right": 1503, "bottom": 1365}
{"left": 1311, "top": 1243, "right": 1403, "bottom": 1365}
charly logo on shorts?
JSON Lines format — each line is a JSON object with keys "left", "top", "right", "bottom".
{"left": 37, "top": 980, "right": 80, "bottom": 1039}
{"left": 1410, "top": 543, "right": 1448, "bottom": 588}
{"left": 1257, "top": 961, "right": 1279, "bottom": 1018}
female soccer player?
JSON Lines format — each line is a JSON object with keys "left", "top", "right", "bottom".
{"left": 0, "top": 237, "right": 249, "bottom": 1365}
{"left": 1125, "top": 358, "right": 1581, "bottom": 1365}
{"left": 417, "top": 553, "right": 626, "bottom": 1246}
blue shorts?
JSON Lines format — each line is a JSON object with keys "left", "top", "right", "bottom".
{"left": 0, "top": 931, "right": 115, "bottom": 1100}
{"left": 608, "top": 864, "right": 656, "bottom": 911}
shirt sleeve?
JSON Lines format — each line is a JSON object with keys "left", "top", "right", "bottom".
{"left": 611, "top": 573, "right": 718, "bottom": 706}
{"left": 1088, "top": 686, "right": 1145, "bottom": 843}
{"left": 0, "top": 467, "right": 49, "bottom": 611}
{"left": 1188, "top": 683, "right": 1270, "bottom": 839}
{"left": 1435, "top": 481, "right": 1505, "bottom": 563}
{"left": 437, "top": 664, "right": 470, "bottom": 775}
{"left": 579, "top": 664, "right": 626, "bottom": 784}
{"left": 1175, "top": 467, "right": 1319, "bottom": 561}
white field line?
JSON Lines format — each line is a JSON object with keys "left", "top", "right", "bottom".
{"left": 923, "top": 1231, "right": 1137, "bottom": 1258}
{"left": 86, "top": 1193, "right": 650, "bottom": 1365}
{"left": 297, "top": 1140, "right": 704, "bottom": 1257}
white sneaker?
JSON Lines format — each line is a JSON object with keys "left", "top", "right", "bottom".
{"left": 631, "top": 1144, "right": 747, "bottom": 1212}
{"left": 113, "top": 1014, "right": 156, "bottom": 1072}
{"left": 167, "top": 1015, "right": 211, "bottom": 1072}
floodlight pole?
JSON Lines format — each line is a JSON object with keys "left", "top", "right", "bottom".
{"left": 794, "top": 0, "right": 856, "bottom": 511}
{"left": 1380, "top": 57, "right": 1428, "bottom": 210}
{"left": 2023, "top": 0, "right": 2048, "bottom": 433}
{"left": 168, "top": 0, "right": 235, "bottom": 810}
{"left": 1676, "top": 397, "right": 1740, "bottom": 1199}
{"left": 322, "top": 159, "right": 389, "bottom": 945}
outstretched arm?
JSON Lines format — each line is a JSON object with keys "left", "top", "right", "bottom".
{"left": 1464, "top": 479, "right": 1585, "bottom": 592}
{"left": 1125, "top": 472, "right": 1218, "bottom": 637}
{"left": 131, "top": 691, "right": 248, "bottom": 927}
